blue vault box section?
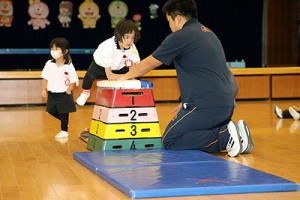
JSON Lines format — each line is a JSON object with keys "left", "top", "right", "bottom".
{"left": 73, "top": 149, "right": 299, "bottom": 199}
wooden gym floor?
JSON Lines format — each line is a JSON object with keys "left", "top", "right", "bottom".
{"left": 0, "top": 99, "right": 300, "bottom": 200}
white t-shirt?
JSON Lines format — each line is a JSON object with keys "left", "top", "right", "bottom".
{"left": 93, "top": 36, "right": 140, "bottom": 70}
{"left": 41, "top": 60, "right": 79, "bottom": 93}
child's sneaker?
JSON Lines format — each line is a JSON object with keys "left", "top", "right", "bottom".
{"left": 288, "top": 107, "right": 300, "bottom": 120}
{"left": 55, "top": 137, "right": 68, "bottom": 144}
{"left": 237, "top": 120, "right": 254, "bottom": 154}
{"left": 274, "top": 106, "right": 283, "bottom": 118}
{"left": 76, "top": 92, "right": 90, "bottom": 106}
{"left": 55, "top": 131, "right": 68, "bottom": 139}
{"left": 226, "top": 121, "right": 242, "bottom": 157}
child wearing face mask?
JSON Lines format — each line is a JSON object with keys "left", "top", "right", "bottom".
{"left": 41, "top": 37, "right": 79, "bottom": 139}
{"left": 76, "top": 19, "right": 141, "bottom": 106}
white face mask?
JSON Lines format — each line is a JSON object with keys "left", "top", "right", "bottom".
{"left": 50, "top": 50, "right": 63, "bottom": 59}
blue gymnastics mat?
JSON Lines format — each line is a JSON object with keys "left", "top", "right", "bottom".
{"left": 73, "top": 149, "right": 299, "bottom": 199}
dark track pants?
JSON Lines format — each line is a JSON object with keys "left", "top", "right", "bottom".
{"left": 162, "top": 105, "right": 235, "bottom": 153}
{"left": 82, "top": 60, "right": 129, "bottom": 90}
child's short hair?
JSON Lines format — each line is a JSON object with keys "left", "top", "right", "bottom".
{"left": 50, "top": 37, "right": 71, "bottom": 63}
{"left": 114, "top": 19, "right": 141, "bottom": 43}
{"left": 50, "top": 37, "right": 70, "bottom": 52}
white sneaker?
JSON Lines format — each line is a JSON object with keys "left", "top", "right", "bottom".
{"left": 76, "top": 92, "right": 90, "bottom": 106}
{"left": 237, "top": 120, "right": 254, "bottom": 154}
{"left": 288, "top": 107, "right": 300, "bottom": 120}
{"left": 226, "top": 121, "right": 242, "bottom": 157}
{"left": 55, "top": 131, "right": 68, "bottom": 139}
{"left": 274, "top": 106, "right": 283, "bottom": 118}
{"left": 55, "top": 137, "right": 68, "bottom": 144}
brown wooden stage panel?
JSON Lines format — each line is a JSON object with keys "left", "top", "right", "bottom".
{"left": 272, "top": 75, "right": 300, "bottom": 98}
{"left": 142, "top": 77, "right": 180, "bottom": 101}
{"left": 235, "top": 75, "right": 270, "bottom": 99}
{"left": 0, "top": 79, "right": 46, "bottom": 105}
{"left": 1, "top": 67, "right": 300, "bottom": 105}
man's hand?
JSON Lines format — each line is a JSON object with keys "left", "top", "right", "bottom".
{"left": 109, "top": 73, "right": 127, "bottom": 81}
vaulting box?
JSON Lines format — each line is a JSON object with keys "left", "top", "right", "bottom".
{"left": 89, "top": 119, "right": 162, "bottom": 140}
{"left": 92, "top": 105, "right": 159, "bottom": 123}
{"left": 87, "top": 134, "right": 162, "bottom": 151}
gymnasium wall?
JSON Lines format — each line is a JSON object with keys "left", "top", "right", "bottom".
{"left": 0, "top": 0, "right": 263, "bottom": 70}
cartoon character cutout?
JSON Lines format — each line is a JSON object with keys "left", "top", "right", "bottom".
{"left": 132, "top": 14, "right": 141, "bottom": 31}
{"left": 149, "top": 4, "right": 159, "bottom": 20}
{"left": 58, "top": 1, "right": 73, "bottom": 28}
{"left": 28, "top": 1, "right": 50, "bottom": 30}
{"left": 0, "top": 0, "right": 13, "bottom": 27}
{"left": 108, "top": 0, "right": 128, "bottom": 28}
{"left": 78, "top": 0, "right": 100, "bottom": 29}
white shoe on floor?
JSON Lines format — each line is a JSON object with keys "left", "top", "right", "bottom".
{"left": 237, "top": 120, "right": 254, "bottom": 154}
{"left": 76, "top": 92, "right": 90, "bottom": 106}
{"left": 274, "top": 106, "right": 283, "bottom": 118}
{"left": 226, "top": 121, "right": 242, "bottom": 157}
{"left": 55, "top": 131, "right": 68, "bottom": 139}
{"left": 55, "top": 137, "right": 68, "bottom": 144}
{"left": 288, "top": 107, "right": 300, "bottom": 120}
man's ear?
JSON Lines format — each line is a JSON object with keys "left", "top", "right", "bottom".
{"left": 174, "top": 15, "right": 181, "bottom": 23}
{"left": 175, "top": 15, "right": 185, "bottom": 28}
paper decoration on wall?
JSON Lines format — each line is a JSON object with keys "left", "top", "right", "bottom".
{"left": 132, "top": 14, "right": 141, "bottom": 31}
{"left": 108, "top": 0, "right": 128, "bottom": 28}
{"left": 0, "top": 0, "right": 14, "bottom": 27}
{"left": 78, "top": 0, "right": 100, "bottom": 29}
{"left": 149, "top": 4, "right": 159, "bottom": 20}
{"left": 28, "top": 1, "right": 50, "bottom": 30}
{"left": 58, "top": 1, "right": 73, "bottom": 28}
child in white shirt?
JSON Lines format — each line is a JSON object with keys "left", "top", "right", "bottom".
{"left": 76, "top": 19, "right": 141, "bottom": 106}
{"left": 41, "top": 37, "right": 79, "bottom": 139}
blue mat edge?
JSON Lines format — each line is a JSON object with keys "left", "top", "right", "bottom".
{"left": 128, "top": 184, "right": 300, "bottom": 198}
{"left": 89, "top": 167, "right": 300, "bottom": 199}
{"left": 73, "top": 151, "right": 300, "bottom": 199}
{"left": 96, "top": 170, "right": 300, "bottom": 199}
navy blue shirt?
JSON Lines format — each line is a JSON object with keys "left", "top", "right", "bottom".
{"left": 152, "top": 18, "right": 236, "bottom": 108}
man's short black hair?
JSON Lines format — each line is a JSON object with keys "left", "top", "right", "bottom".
{"left": 162, "top": 0, "right": 198, "bottom": 20}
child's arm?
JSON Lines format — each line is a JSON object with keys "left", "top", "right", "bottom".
{"left": 66, "top": 82, "right": 76, "bottom": 94}
{"left": 41, "top": 79, "right": 48, "bottom": 97}
{"left": 105, "top": 67, "right": 113, "bottom": 80}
